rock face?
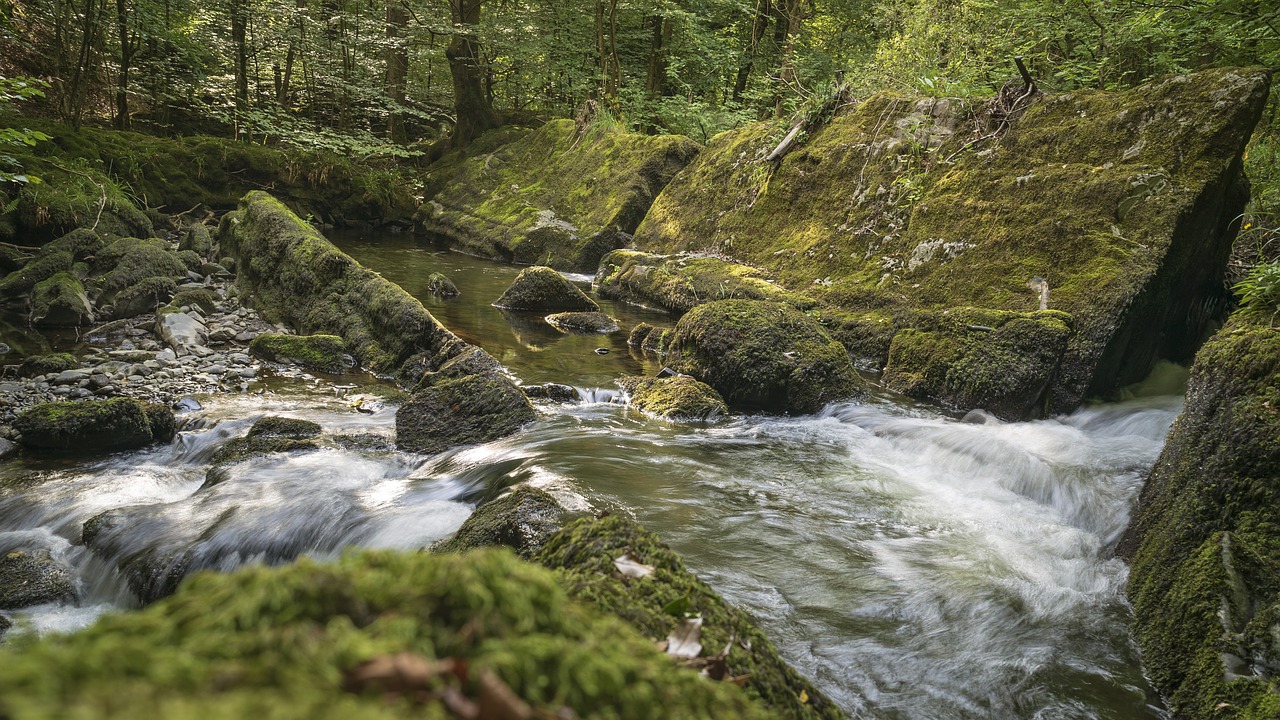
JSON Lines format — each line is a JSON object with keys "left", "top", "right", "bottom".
{"left": 634, "top": 68, "right": 1272, "bottom": 416}
{"left": 596, "top": 250, "right": 813, "bottom": 314}
{"left": 396, "top": 375, "right": 538, "bottom": 454}
{"left": 434, "top": 486, "right": 568, "bottom": 557}
{"left": 493, "top": 265, "right": 599, "bottom": 312}
{"left": 218, "top": 191, "right": 479, "bottom": 374}
{"left": 666, "top": 300, "right": 863, "bottom": 414}
{"left": 1120, "top": 311, "right": 1280, "bottom": 718}
{"left": 419, "top": 119, "right": 701, "bottom": 272}
{"left": 0, "top": 549, "right": 76, "bottom": 609}
{"left": 13, "top": 398, "right": 175, "bottom": 453}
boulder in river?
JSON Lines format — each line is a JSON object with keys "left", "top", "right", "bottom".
{"left": 13, "top": 398, "right": 175, "bottom": 453}
{"left": 396, "top": 374, "right": 538, "bottom": 454}
{"left": 666, "top": 299, "right": 863, "bottom": 414}
{"left": 249, "top": 333, "right": 350, "bottom": 373}
{"left": 425, "top": 271, "right": 459, "bottom": 298}
{"left": 493, "top": 265, "right": 599, "bottom": 312}
{"left": 29, "top": 272, "right": 94, "bottom": 327}
{"left": 544, "top": 311, "right": 619, "bottom": 334}
{"left": 621, "top": 374, "right": 728, "bottom": 421}
{"left": 433, "top": 485, "right": 569, "bottom": 557}
{"left": 0, "top": 549, "right": 76, "bottom": 610}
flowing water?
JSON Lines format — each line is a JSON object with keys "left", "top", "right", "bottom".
{"left": 0, "top": 232, "right": 1181, "bottom": 719}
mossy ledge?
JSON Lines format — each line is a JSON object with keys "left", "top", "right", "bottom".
{"left": 596, "top": 249, "right": 815, "bottom": 314}
{"left": 634, "top": 68, "right": 1272, "bottom": 415}
{"left": 418, "top": 119, "right": 701, "bottom": 272}
{"left": 1120, "top": 312, "right": 1280, "bottom": 718}
{"left": 0, "top": 548, "right": 776, "bottom": 719}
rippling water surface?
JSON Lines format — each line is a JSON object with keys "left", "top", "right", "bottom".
{"left": 0, "top": 234, "right": 1180, "bottom": 719}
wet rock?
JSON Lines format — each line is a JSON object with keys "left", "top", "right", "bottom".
{"left": 29, "top": 272, "right": 94, "bottom": 327}
{"left": 0, "top": 549, "right": 76, "bottom": 609}
{"left": 170, "top": 288, "right": 218, "bottom": 314}
{"left": 396, "top": 374, "right": 538, "bottom": 454}
{"left": 425, "top": 272, "right": 460, "bottom": 297}
{"left": 156, "top": 311, "right": 208, "bottom": 355}
{"left": 0, "top": 438, "right": 17, "bottom": 459}
{"left": 596, "top": 250, "right": 814, "bottom": 314}
{"left": 522, "top": 383, "right": 580, "bottom": 402}
{"left": 667, "top": 300, "right": 863, "bottom": 414}
{"left": 0, "top": 250, "right": 72, "bottom": 300}
{"left": 620, "top": 375, "right": 727, "bottom": 421}
{"left": 545, "top": 311, "right": 619, "bottom": 334}
{"left": 13, "top": 398, "right": 175, "bottom": 453}
{"left": 433, "top": 486, "right": 569, "bottom": 557}
{"left": 249, "top": 333, "right": 349, "bottom": 373}
{"left": 96, "top": 238, "right": 187, "bottom": 295}
{"left": 42, "top": 228, "right": 104, "bottom": 262}
{"left": 112, "top": 276, "right": 178, "bottom": 318}
{"left": 493, "top": 266, "right": 599, "bottom": 312}
{"left": 0, "top": 612, "right": 10, "bottom": 635}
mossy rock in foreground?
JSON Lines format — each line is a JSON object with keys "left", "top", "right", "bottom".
{"left": 249, "top": 333, "right": 351, "bottom": 374}
{"left": 621, "top": 375, "right": 728, "bottom": 421}
{"left": 0, "top": 549, "right": 775, "bottom": 720}
{"left": 433, "top": 486, "right": 569, "bottom": 557}
{"left": 1121, "top": 312, "right": 1280, "bottom": 719}
{"left": 667, "top": 300, "right": 863, "bottom": 414}
{"left": 493, "top": 265, "right": 599, "bottom": 312}
{"left": 395, "top": 374, "right": 538, "bottom": 454}
{"left": 537, "top": 515, "right": 842, "bottom": 720}
{"left": 13, "top": 398, "right": 175, "bottom": 453}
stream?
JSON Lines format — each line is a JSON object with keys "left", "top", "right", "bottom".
{"left": 0, "top": 231, "right": 1180, "bottom": 719}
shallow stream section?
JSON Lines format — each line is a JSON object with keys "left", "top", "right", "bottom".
{"left": 0, "top": 233, "right": 1179, "bottom": 719}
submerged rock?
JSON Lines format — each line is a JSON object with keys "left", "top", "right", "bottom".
{"left": 434, "top": 486, "right": 569, "bottom": 557}
{"left": 249, "top": 333, "right": 350, "bottom": 373}
{"left": 396, "top": 374, "right": 538, "bottom": 454}
{"left": 13, "top": 398, "right": 175, "bottom": 453}
{"left": 1121, "top": 310, "right": 1280, "bottom": 718}
{"left": 635, "top": 68, "right": 1272, "bottom": 416}
{"left": 493, "top": 265, "right": 599, "bottom": 312}
{"left": 667, "top": 299, "right": 863, "bottom": 414}
{"left": 545, "top": 310, "right": 619, "bottom": 334}
{"left": 419, "top": 119, "right": 700, "bottom": 272}
{"left": 621, "top": 375, "right": 727, "bottom": 421}
{"left": 0, "top": 549, "right": 76, "bottom": 610}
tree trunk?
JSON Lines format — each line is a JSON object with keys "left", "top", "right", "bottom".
{"left": 446, "top": 0, "right": 500, "bottom": 148}
{"left": 732, "top": 0, "right": 770, "bottom": 104}
{"left": 773, "top": 0, "right": 802, "bottom": 118}
{"left": 231, "top": 0, "right": 249, "bottom": 130}
{"left": 114, "top": 0, "right": 132, "bottom": 129}
{"left": 385, "top": 0, "right": 409, "bottom": 141}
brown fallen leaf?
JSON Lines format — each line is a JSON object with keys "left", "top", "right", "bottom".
{"left": 666, "top": 617, "right": 703, "bottom": 659}
{"left": 342, "top": 652, "right": 454, "bottom": 696}
{"left": 613, "top": 552, "right": 655, "bottom": 578}
{"left": 477, "top": 669, "right": 534, "bottom": 720}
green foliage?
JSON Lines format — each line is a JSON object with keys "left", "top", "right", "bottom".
{"left": 1234, "top": 262, "right": 1280, "bottom": 320}
{"left": 0, "top": 77, "right": 51, "bottom": 185}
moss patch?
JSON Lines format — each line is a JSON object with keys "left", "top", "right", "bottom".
{"left": 250, "top": 333, "right": 350, "bottom": 374}
{"left": 420, "top": 119, "right": 701, "bottom": 272}
{"left": 13, "top": 398, "right": 175, "bottom": 453}
{"left": 171, "top": 288, "right": 218, "bottom": 314}
{"left": 29, "top": 272, "right": 94, "bottom": 327}
{"left": 621, "top": 375, "right": 728, "bottom": 421}
{"left": 596, "top": 250, "right": 814, "bottom": 314}
{"left": 0, "top": 250, "right": 72, "bottom": 299}
{"left": 112, "top": 276, "right": 178, "bottom": 319}
{"left": 17, "top": 353, "right": 78, "bottom": 377}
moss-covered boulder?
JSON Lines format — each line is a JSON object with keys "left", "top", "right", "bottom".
{"left": 29, "top": 272, "right": 94, "bottom": 327}
{"left": 1120, "top": 310, "right": 1280, "bottom": 718}
{"left": 419, "top": 119, "right": 701, "bottom": 272}
{"left": 666, "top": 300, "right": 863, "bottom": 414}
{"left": 493, "top": 265, "right": 599, "bottom": 311}
{"left": 97, "top": 238, "right": 187, "bottom": 296}
{"left": 111, "top": 275, "right": 177, "bottom": 319}
{"left": 627, "top": 322, "right": 672, "bottom": 355}
{"left": 0, "top": 549, "right": 76, "bottom": 610}
{"left": 398, "top": 345, "right": 506, "bottom": 392}
{"left": 597, "top": 250, "right": 814, "bottom": 314}
{"left": 545, "top": 311, "right": 619, "bottom": 334}
{"left": 424, "top": 272, "right": 459, "bottom": 298}
{"left": 0, "top": 250, "right": 72, "bottom": 300}
{"left": 17, "top": 353, "right": 78, "bottom": 378}
{"left": 250, "top": 333, "right": 350, "bottom": 373}
{"left": 8, "top": 161, "right": 153, "bottom": 243}
{"left": 880, "top": 308, "right": 1074, "bottom": 419}
{"left": 434, "top": 486, "right": 569, "bottom": 557}
{"left": 621, "top": 375, "right": 728, "bottom": 421}
{"left": 42, "top": 228, "right": 104, "bottom": 262}
{"left": 178, "top": 223, "right": 215, "bottom": 258}
{"left": 13, "top": 398, "right": 175, "bottom": 453}
{"left": 171, "top": 288, "right": 218, "bottom": 314}
{"left": 206, "top": 415, "right": 323, "bottom": 475}
{"left": 396, "top": 375, "right": 538, "bottom": 454}
{"left": 635, "top": 68, "right": 1271, "bottom": 415}
{"left": 220, "top": 191, "right": 483, "bottom": 374}
{"left": 0, "top": 548, "right": 776, "bottom": 720}
{"left": 537, "top": 515, "right": 841, "bottom": 719}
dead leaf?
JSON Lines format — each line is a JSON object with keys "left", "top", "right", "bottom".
{"left": 666, "top": 617, "right": 703, "bottom": 659}
{"left": 477, "top": 669, "right": 533, "bottom": 720}
{"left": 342, "top": 652, "right": 453, "bottom": 696}
{"left": 613, "top": 552, "right": 655, "bottom": 579}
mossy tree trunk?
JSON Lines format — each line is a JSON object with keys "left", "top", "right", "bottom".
{"left": 446, "top": 0, "right": 500, "bottom": 148}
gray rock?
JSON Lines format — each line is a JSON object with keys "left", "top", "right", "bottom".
{"left": 0, "top": 549, "right": 76, "bottom": 610}
{"left": 156, "top": 312, "right": 208, "bottom": 355}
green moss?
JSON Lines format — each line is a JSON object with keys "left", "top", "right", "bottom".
{"left": 179, "top": 223, "right": 215, "bottom": 258}
{"left": 98, "top": 241, "right": 187, "bottom": 295}
{"left": 1123, "top": 311, "right": 1280, "bottom": 717}
{"left": 249, "top": 334, "right": 349, "bottom": 374}
{"left": 112, "top": 276, "right": 178, "bottom": 318}
{"left": 13, "top": 398, "right": 175, "bottom": 453}
{"left": 536, "top": 516, "right": 841, "bottom": 720}
{"left": 17, "top": 353, "right": 78, "bottom": 377}
{"left": 433, "top": 486, "right": 568, "bottom": 557}
{"left": 41, "top": 228, "right": 103, "bottom": 261}
{"left": 596, "top": 250, "right": 814, "bottom": 314}
{"left": 424, "top": 272, "right": 459, "bottom": 298}
{"left": 421, "top": 120, "right": 701, "bottom": 272}
{"left": 621, "top": 375, "right": 728, "bottom": 421}
{"left": 667, "top": 300, "right": 863, "bottom": 414}
{"left": 395, "top": 375, "right": 538, "bottom": 454}
{"left": 635, "top": 69, "right": 1271, "bottom": 414}
{"left": 29, "top": 272, "right": 94, "bottom": 327}
{"left": 0, "top": 250, "right": 72, "bottom": 299}
{"left": 171, "top": 288, "right": 218, "bottom": 314}
{"left": 492, "top": 266, "right": 599, "bottom": 311}
{"left": 0, "top": 549, "right": 773, "bottom": 720}
{"left": 248, "top": 415, "right": 322, "bottom": 439}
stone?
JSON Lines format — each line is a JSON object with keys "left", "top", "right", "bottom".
{"left": 29, "top": 272, "right": 95, "bottom": 327}
{"left": 544, "top": 311, "right": 620, "bottom": 334}
{"left": 13, "top": 398, "right": 175, "bottom": 453}
{"left": 396, "top": 374, "right": 538, "bottom": 454}
{"left": 596, "top": 250, "right": 814, "bottom": 314}
{"left": 493, "top": 266, "right": 599, "bottom": 312}
{"left": 249, "top": 333, "right": 349, "bottom": 373}
{"left": 433, "top": 486, "right": 568, "bottom": 557}
{"left": 156, "top": 312, "right": 208, "bottom": 355}
{"left": 621, "top": 375, "right": 728, "bottom": 421}
{"left": 425, "top": 272, "right": 460, "bottom": 297}
{"left": 0, "top": 549, "right": 76, "bottom": 610}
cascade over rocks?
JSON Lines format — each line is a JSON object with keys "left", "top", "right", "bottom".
{"left": 632, "top": 67, "right": 1271, "bottom": 417}
{"left": 418, "top": 119, "right": 700, "bottom": 272}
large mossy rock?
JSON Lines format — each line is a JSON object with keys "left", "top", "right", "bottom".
{"left": 0, "top": 549, "right": 775, "bottom": 720}
{"left": 219, "top": 191, "right": 490, "bottom": 374}
{"left": 537, "top": 515, "right": 842, "bottom": 720}
{"left": 596, "top": 250, "right": 813, "bottom": 314}
{"left": 666, "top": 300, "right": 863, "bottom": 414}
{"left": 95, "top": 238, "right": 187, "bottom": 296}
{"left": 434, "top": 486, "right": 569, "bottom": 557}
{"left": 13, "top": 398, "right": 175, "bottom": 453}
{"left": 419, "top": 119, "right": 701, "bottom": 272}
{"left": 109, "top": 275, "right": 177, "bottom": 319}
{"left": 493, "top": 265, "right": 599, "bottom": 311}
{"left": 0, "top": 250, "right": 72, "bottom": 300}
{"left": 0, "top": 549, "right": 76, "bottom": 610}
{"left": 396, "top": 375, "right": 538, "bottom": 454}
{"left": 207, "top": 415, "right": 323, "bottom": 470}
{"left": 29, "top": 272, "right": 94, "bottom": 327}
{"left": 249, "top": 333, "right": 350, "bottom": 373}
{"left": 622, "top": 375, "right": 728, "bottom": 421}
{"left": 635, "top": 68, "right": 1271, "bottom": 415}
{"left": 1120, "top": 312, "right": 1280, "bottom": 718}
